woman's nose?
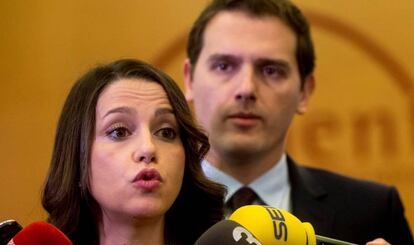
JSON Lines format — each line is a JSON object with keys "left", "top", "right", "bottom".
{"left": 132, "top": 130, "right": 156, "bottom": 164}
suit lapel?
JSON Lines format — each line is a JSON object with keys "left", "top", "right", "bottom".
{"left": 287, "top": 156, "right": 336, "bottom": 235}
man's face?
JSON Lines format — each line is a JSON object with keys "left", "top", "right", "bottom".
{"left": 184, "top": 11, "right": 314, "bottom": 164}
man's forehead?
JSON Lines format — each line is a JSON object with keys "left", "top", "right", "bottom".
{"left": 205, "top": 9, "right": 292, "bottom": 33}
{"left": 200, "top": 10, "right": 297, "bottom": 60}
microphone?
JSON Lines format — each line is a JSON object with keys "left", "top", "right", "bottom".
{"left": 195, "top": 219, "right": 263, "bottom": 245}
{"left": 229, "top": 205, "right": 358, "bottom": 245}
{"left": 6, "top": 221, "right": 73, "bottom": 245}
{"left": 0, "top": 220, "right": 22, "bottom": 245}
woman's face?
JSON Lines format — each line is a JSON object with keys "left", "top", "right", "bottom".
{"left": 89, "top": 78, "right": 185, "bottom": 222}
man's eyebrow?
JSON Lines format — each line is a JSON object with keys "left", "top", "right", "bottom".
{"left": 103, "top": 106, "right": 135, "bottom": 119}
{"left": 255, "top": 58, "right": 291, "bottom": 68}
{"left": 207, "top": 53, "right": 241, "bottom": 63}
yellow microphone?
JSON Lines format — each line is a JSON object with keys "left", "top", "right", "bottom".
{"left": 229, "top": 205, "right": 358, "bottom": 245}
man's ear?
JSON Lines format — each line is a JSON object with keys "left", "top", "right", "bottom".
{"left": 183, "top": 58, "right": 194, "bottom": 102}
{"left": 296, "top": 74, "right": 315, "bottom": 115}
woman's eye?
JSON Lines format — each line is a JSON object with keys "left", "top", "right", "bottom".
{"left": 156, "top": 127, "right": 177, "bottom": 140}
{"left": 106, "top": 126, "right": 131, "bottom": 140}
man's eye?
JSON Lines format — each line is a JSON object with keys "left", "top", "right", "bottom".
{"left": 262, "top": 65, "right": 287, "bottom": 79}
{"left": 213, "top": 62, "right": 232, "bottom": 72}
{"left": 155, "top": 128, "right": 177, "bottom": 140}
{"left": 263, "top": 66, "right": 277, "bottom": 75}
{"left": 106, "top": 127, "right": 131, "bottom": 140}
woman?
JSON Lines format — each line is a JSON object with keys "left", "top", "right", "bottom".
{"left": 42, "top": 59, "right": 225, "bottom": 245}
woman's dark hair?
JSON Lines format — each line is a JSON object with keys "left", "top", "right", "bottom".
{"left": 42, "top": 59, "right": 225, "bottom": 245}
{"left": 187, "top": 0, "right": 315, "bottom": 85}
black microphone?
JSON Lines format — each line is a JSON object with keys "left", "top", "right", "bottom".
{"left": 195, "top": 219, "right": 262, "bottom": 245}
{"left": 0, "top": 220, "right": 22, "bottom": 245}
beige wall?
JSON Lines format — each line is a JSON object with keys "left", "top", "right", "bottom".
{"left": 1, "top": 0, "right": 413, "bottom": 231}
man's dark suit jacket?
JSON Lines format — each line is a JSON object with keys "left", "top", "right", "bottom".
{"left": 287, "top": 156, "right": 413, "bottom": 244}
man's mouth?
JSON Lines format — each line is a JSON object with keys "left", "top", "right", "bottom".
{"left": 228, "top": 113, "right": 260, "bottom": 119}
{"left": 227, "top": 112, "right": 261, "bottom": 126}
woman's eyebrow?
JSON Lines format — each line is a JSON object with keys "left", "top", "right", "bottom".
{"left": 154, "top": 107, "right": 175, "bottom": 117}
{"left": 103, "top": 106, "right": 135, "bottom": 119}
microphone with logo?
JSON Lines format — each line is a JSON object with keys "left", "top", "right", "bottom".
{"left": 229, "top": 205, "right": 358, "bottom": 245}
{"left": 6, "top": 221, "right": 72, "bottom": 245}
{"left": 194, "top": 219, "right": 263, "bottom": 245}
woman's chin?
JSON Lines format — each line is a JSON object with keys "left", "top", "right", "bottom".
{"left": 127, "top": 202, "right": 168, "bottom": 219}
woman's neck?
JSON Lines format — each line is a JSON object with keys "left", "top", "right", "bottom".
{"left": 99, "top": 215, "right": 165, "bottom": 245}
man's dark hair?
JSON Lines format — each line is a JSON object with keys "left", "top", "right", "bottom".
{"left": 187, "top": 0, "right": 315, "bottom": 83}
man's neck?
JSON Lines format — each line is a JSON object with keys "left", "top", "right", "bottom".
{"left": 205, "top": 148, "right": 283, "bottom": 184}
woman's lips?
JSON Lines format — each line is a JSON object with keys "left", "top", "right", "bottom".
{"left": 133, "top": 169, "right": 162, "bottom": 190}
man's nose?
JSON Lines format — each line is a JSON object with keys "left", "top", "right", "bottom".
{"left": 235, "top": 66, "right": 257, "bottom": 103}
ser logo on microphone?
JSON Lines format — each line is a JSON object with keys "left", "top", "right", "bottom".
{"left": 265, "top": 207, "right": 288, "bottom": 242}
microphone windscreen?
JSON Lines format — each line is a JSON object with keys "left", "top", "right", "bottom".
{"left": 229, "top": 205, "right": 316, "bottom": 245}
{"left": 195, "top": 219, "right": 263, "bottom": 245}
{"left": 0, "top": 220, "right": 22, "bottom": 245}
{"left": 7, "top": 221, "right": 72, "bottom": 245}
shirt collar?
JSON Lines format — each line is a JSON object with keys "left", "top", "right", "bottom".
{"left": 202, "top": 154, "right": 291, "bottom": 209}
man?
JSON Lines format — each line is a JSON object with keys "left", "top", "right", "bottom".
{"left": 183, "top": 0, "right": 413, "bottom": 244}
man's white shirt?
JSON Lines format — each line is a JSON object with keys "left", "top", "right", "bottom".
{"left": 202, "top": 153, "right": 292, "bottom": 215}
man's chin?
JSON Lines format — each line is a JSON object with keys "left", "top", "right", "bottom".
{"left": 215, "top": 137, "right": 264, "bottom": 156}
